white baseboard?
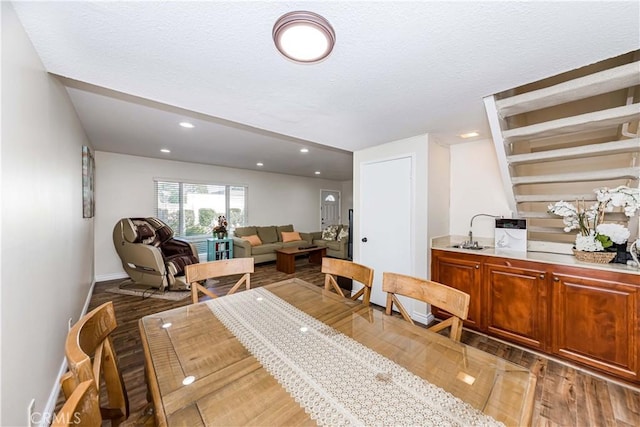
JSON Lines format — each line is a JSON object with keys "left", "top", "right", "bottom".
{"left": 41, "top": 279, "right": 97, "bottom": 427}
{"left": 95, "top": 272, "right": 128, "bottom": 282}
{"left": 412, "top": 311, "right": 434, "bottom": 327}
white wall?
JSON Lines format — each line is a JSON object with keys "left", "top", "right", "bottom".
{"left": 1, "top": 3, "right": 95, "bottom": 425}
{"left": 449, "top": 138, "right": 511, "bottom": 239}
{"left": 95, "top": 152, "right": 349, "bottom": 279}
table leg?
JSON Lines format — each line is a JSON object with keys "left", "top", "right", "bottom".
{"left": 308, "top": 248, "right": 326, "bottom": 265}
{"left": 276, "top": 252, "right": 295, "bottom": 274}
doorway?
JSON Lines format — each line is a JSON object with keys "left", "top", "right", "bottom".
{"left": 320, "top": 189, "right": 341, "bottom": 229}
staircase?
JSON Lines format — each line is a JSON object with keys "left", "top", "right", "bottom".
{"left": 484, "top": 51, "right": 640, "bottom": 254}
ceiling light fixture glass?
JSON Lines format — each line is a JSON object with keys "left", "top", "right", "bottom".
{"left": 300, "top": 148, "right": 309, "bottom": 153}
{"left": 459, "top": 131, "right": 479, "bottom": 139}
{"left": 161, "top": 149, "right": 171, "bottom": 153}
{"left": 273, "top": 11, "right": 335, "bottom": 63}
{"left": 314, "top": 171, "right": 321, "bottom": 175}
{"left": 256, "top": 162, "right": 264, "bottom": 167}
{"left": 179, "top": 122, "right": 194, "bottom": 128}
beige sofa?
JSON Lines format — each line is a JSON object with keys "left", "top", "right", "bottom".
{"left": 232, "top": 224, "right": 313, "bottom": 264}
{"left": 308, "top": 224, "right": 349, "bottom": 259}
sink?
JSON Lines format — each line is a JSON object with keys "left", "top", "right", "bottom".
{"left": 449, "top": 243, "right": 491, "bottom": 250}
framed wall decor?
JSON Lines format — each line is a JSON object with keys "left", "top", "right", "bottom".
{"left": 82, "top": 145, "right": 95, "bottom": 218}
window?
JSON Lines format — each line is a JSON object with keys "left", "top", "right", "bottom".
{"left": 154, "top": 180, "right": 247, "bottom": 251}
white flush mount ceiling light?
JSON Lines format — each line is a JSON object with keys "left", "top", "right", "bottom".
{"left": 179, "top": 121, "right": 194, "bottom": 128}
{"left": 273, "top": 11, "right": 335, "bottom": 63}
{"left": 300, "top": 148, "right": 309, "bottom": 153}
{"left": 160, "top": 149, "right": 171, "bottom": 153}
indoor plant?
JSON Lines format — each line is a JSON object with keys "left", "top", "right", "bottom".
{"left": 213, "top": 215, "right": 228, "bottom": 239}
{"left": 548, "top": 185, "right": 640, "bottom": 263}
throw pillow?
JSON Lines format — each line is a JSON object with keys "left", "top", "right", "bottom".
{"left": 322, "top": 224, "right": 340, "bottom": 240}
{"left": 337, "top": 225, "right": 349, "bottom": 241}
{"left": 281, "top": 231, "right": 302, "bottom": 243}
{"left": 276, "top": 224, "right": 294, "bottom": 241}
{"left": 242, "top": 235, "right": 262, "bottom": 246}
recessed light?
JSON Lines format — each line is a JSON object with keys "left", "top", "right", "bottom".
{"left": 459, "top": 131, "right": 479, "bottom": 139}
{"left": 256, "top": 162, "right": 264, "bottom": 167}
{"left": 179, "top": 122, "right": 194, "bottom": 129}
{"left": 160, "top": 149, "right": 171, "bottom": 153}
{"left": 300, "top": 148, "right": 309, "bottom": 153}
{"left": 314, "top": 171, "right": 321, "bottom": 175}
{"left": 273, "top": 11, "right": 335, "bottom": 63}
{"left": 182, "top": 376, "right": 195, "bottom": 386}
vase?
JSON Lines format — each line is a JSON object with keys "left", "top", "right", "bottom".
{"left": 610, "top": 242, "right": 630, "bottom": 264}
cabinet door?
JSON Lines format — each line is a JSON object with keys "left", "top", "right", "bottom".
{"left": 485, "top": 263, "right": 547, "bottom": 350}
{"left": 551, "top": 274, "right": 639, "bottom": 381}
{"left": 431, "top": 254, "right": 482, "bottom": 329}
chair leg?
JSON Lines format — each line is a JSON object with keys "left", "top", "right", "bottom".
{"left": 227, "top": 274, "right": 249, "bottom": 295}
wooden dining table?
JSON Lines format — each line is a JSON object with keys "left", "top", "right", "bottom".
{"left": 139, "top": 278, "right": 536, "bottom": 426}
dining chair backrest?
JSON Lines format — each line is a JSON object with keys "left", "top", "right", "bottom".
{"left": 64, "top": 301, "right": 129, "bottom": 426}
{"left": 382, "top": 272, "right": 470, "bottom": 341}
{"left": 185, "top": 258, "right": 254, "bottom": 304}
{"left": 53, "top": 380, "right": 101, "bottom": 427}
{"left": 322, "top": 258, "right": 374, "bottom": 306}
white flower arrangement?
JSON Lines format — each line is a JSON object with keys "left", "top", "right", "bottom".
{"left": 548, "top": 185, "right": 640, "bottom": 252}
{"left": 595, "top": 223, "right": 630, "bottom": 245}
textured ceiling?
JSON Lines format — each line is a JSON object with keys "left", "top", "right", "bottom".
{"left": 11, "top": 1, "right": 640, "bottom": 180}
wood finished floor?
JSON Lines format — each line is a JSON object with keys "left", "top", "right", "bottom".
{"left": 77, "top": 260, "right": 639, "bottom": 426}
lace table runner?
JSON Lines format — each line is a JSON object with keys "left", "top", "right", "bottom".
{"left": 207, "top": 288, "right": 504, "bottom": 427}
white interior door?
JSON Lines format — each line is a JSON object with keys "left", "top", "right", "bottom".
{"left": 359, "top": 156, "right": 412, "bottom": 307}
{"left": 320, "top": 190, "right": 341, "bottom": 229}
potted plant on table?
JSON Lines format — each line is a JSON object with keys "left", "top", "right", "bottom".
{"left": 213, "top": 215, "right": 228, "bottom": 239}
{"left": 548, "top": 185, "right": 640, "bottom": 264}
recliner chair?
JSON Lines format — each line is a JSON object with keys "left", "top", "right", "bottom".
{"left": 113, "top": 217, "right": 199, "bottom": 291}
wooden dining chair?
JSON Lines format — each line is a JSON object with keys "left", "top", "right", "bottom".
{"left": 382, "top": 272, "right": 470, "bottom": 341}
{"left": 64, "top": 301, "right": 129, "bottom": 426}
{"left": 322, "top": 258, "right": 374, "bottom": 306}
{"left": 186, "top": 258, "right": 254, "bottom": 304}
{"left": 53, "top": 380, "right": 101, "bottom": 427}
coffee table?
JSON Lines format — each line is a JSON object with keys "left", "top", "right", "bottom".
{"left": 275, "top": 246, "right": 327, "bottom": 274}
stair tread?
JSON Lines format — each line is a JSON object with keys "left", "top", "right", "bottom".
{"left": 527, "top": 226, "right": 568, "bottom": 234}
{"left": 496, "top": 61, "right": 640, "bottom": 117}
{"left": 507, "top": 138, "right": 640, "bottom": 164}
{"left": 515, "top": 194, "right": 597, "bottom": 202}
{"left": 502, "top": 104, "right": 640, "bottom": 143}
{"left": 518, "top": 211, "right": 629, "bottom": 221}
{"left": 511, "top": 167, "right": 640, "bottom": 185}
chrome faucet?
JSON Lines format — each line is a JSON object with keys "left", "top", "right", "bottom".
{"left": 466, "top": 213, "right": 503, "bottom": 248}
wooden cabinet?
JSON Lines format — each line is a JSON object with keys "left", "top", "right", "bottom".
{"left": 207, "top": 238, "right": 233, "bottom": 261}
{"left": 431, "top": 249, "right": 640, "bottom": 384}
{"left": 431, "top": 253, "right": 483, "bottom": 329}
{"left": 484, "top": 262, "right": 548, "bottom": 350}
{"left": 551, "top": 271, "right": 639, "bottom": 382}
